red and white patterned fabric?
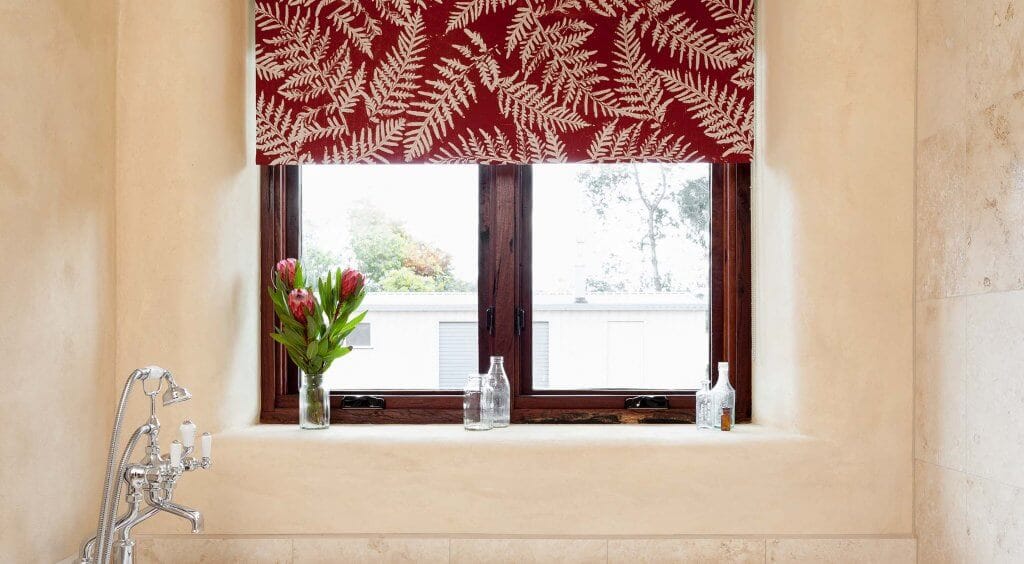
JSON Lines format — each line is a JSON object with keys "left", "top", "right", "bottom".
{"left": 255, "top": 0, "right": 754, "bottom": 164}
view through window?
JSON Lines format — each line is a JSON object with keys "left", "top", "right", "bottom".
{"left": 532, "top": 163, "right": 710, "bottom": 391}
{"left": 301, "top": 163, "right": 710, "bottom": 393}
{"left": 301, "top": 164, "right": 478, "bottom": 390}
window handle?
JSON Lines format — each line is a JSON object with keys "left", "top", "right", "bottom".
{"left": 624, "top": 395, "right": 670, "bottom": 410}
{"left": 486, "top": 306, "right": 495, "bottom": 336}
{"left": 342, "top": 395, "right": 385, "bottom": 410}
{"left": 515, "top": 307, "right": 526, "bottom": 336}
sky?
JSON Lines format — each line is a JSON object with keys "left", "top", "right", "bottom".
{"left": 301, "top": 163, "right": 710, "bottom": 300}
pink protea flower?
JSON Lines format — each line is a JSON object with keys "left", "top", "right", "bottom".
{"left": 340, "top": 269, "right": 365, "bottom": 302}
{"left": 287, "top": 288, "right": 315, "bottom": 324}
{"left": 275, "top": 258, "right": 297, "bottom": 288}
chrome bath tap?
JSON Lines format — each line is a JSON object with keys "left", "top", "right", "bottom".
{"left": 80, "top": 366, "right": 213, "bottom": 564}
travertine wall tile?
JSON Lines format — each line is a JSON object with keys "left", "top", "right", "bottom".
{"left": 965, "top": 289, "right": 1024, "bottom": 488}
{"left": 915, "top": 461, "right": 969, "bottom": 563}
{"left": 449, "top": 539, "right": 606, "bottom": 564}
{"left": 136, "top": 537, "right": 293, "bottom": 564}
{"left": 966, "top": 475, "right": 1024, "bottom": 563}
{"left": 965, "top": 0, "right": 1024, "bottom": 111}
{"left": 963, "top": 92, "right": 1024, "bottom": 295}
{"left": 916, "top": 123, "right": 969, "bottom": 300}
{"left": 291, "top": 537, "right": 449, "bottom": 563}
{"left": 766, "top": 538, "right": 915, "bottom": 563}
{"left": 917, "top": 0, "right": 967, "bottom": 140}
{"left": 607, "top": 538, "right": 764, "bottom": 563}
{"left": 915, "top": 298, "right": 967, "bottom": 469}
{"left": 917, "top": 0, "right": 1024, "bottom": 561}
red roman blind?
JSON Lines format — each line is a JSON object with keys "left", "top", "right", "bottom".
{"left": 255, "top": 0, "right": 754, "bottom": 165}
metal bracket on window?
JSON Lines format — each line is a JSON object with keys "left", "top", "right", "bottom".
{"left": 342, "top": 395, "right": 386, "bottom": 410}
{"left": 624, "top": 395, "right": 670, "bottom": 410}
{"left": 515, "top": 307, "right": 526, "bottom": 336}
{"left": 485, "top": 306, "right": 495, "bottom": 336}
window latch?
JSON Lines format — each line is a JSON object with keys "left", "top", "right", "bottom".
{"left": 342, "top": 395, "right": 385, "bottom": 410}
{"left": 515, "top": 307, "right": 526, "bottom": 336}
{"left": 485, "top": 306, "right": 495, "bottom": 336}
{"left": 624, "top": 395, "right": 670, "bottom": 410}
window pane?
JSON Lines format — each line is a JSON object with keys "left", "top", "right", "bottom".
{"left": 531, "top": 163, "right": 710, "bottom": 390}
{"left": 345, "top": 323, "right": 371, "bottom": 348}
{"left": 301, "top": 164, "right": 478, "bottom": 390}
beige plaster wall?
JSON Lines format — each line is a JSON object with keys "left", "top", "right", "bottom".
{"left": 114, "top": 0, "right": 260, "bottom": 432}
{"left": 114, "top": 0, "right": 917, "bottom": 540}
{"left": 914, "top": 0, "right": 1024, "bottom": 561}
{"left": 0, "top": 1, "right": 118, "bottom": 562}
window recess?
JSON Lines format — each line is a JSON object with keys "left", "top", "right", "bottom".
{"left": 260, "top": 162, "right": 750, "bottom": 424}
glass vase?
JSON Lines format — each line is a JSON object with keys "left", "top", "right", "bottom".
{"left": 300, "top": 373, "right": 330, "bottom": 430}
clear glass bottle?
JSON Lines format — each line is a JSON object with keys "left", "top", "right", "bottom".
{"left": 484, "top": 356, "right": 510, "bottom": 427}
{"left": 695, "top": 368, "right": 714, "bottom": 429}
{"left": 711, "top": 361, "right": 736, "bottom": 430}
{"left": 463, "top": 373, "right": 492, "bottom": 431}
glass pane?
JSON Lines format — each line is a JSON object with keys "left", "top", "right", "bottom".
{"left": 301, "top": 164, "right": 478, "bottom": 390}
{"left": 532, "top": 163, "right": 711, "bottom": 390}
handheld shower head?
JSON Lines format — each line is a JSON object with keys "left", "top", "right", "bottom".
{"left": 161, "top": 374, "right": 192, "bottom": 406}
{"left": 139, "top": 366, "right": 191, "bottom": 406}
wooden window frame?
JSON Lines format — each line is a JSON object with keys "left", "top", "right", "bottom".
{"left": 260, "top": 163, "right": 751, "bottom": 424}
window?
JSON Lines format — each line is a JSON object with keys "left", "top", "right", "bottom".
{"left": 261, "top": 163, "right": 750, "bottom": 423}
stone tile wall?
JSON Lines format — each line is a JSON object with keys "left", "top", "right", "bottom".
{"left": 132, "top": 535, "right": 915, "bottom": 563}
{"left": 915, "top": 1, "right": 1024, "bottom": 562}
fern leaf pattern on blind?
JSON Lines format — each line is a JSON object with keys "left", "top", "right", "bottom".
{"left": 255, "top": 0, "right": 754, "bottom": 165}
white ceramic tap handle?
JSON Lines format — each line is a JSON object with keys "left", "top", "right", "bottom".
{"left": 180, "top": 419, "right": 196, "bottom": 448}
{"left": 201, "top": 432, "right": 212, "bottom": 459}
{"left": 170, "top": 440, "right": 182, "bottom": 468}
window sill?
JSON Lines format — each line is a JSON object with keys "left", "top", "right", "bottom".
{"left": 140, "top": 422, "right": 912, "bottom": 537}
{"left": 222, "top": 422, "right": 806, "bottom": 447}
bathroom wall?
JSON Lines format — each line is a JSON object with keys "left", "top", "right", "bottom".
{"left": 915, "top": 0, "right": 1024, "bottom": 561}
{"left": 114, "top": 0, "right": 260, "bottom": 432}
{"left": 115, "top": 0, "right": 917, "bottom": 549}
{"left": 0, "top": 1, "right": 118, "bottom": 562}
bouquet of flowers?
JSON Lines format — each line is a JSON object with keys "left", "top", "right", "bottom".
{"left": 268, "top": 258, "right": 367, "bottom": 427}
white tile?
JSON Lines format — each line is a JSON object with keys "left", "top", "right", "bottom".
{"left": 766, "top": 538, "right": 915, "bottom": 564}
{"left": 291, "top": 537, "right": 448, "bottom": 563}
{"left": 608, "top": 538, "right": 764, "bottom": 563}
{"left": 450, "top": 538, "right": 606, "bottom": 564}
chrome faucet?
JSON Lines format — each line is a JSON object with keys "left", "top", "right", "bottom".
{"left": 80, "top": 366, "right": 213, "bottom": 564}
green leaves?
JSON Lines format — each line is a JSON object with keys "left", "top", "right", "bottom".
{"left": 268, "top": 259, "right": 368, "bottom": 376}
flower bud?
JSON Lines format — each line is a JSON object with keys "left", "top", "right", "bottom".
{"left": 287, "top": 288, "right": 315, "bottom": 324}
{"left": 340, "top": 269, "right": 365, "bottom": 302}
{"left": 275, "top": 258, "right": 298, "bottom": 288}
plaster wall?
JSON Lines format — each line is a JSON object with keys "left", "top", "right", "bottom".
{"left": 0, "top": 1, "right": 118, "bottom": 562}
{"left": 114, "top": 0, "right": 917, "bottom": 540}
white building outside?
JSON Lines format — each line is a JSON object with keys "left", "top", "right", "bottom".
{"left": 326, "top": 292, "right": 709, "bottom": 391}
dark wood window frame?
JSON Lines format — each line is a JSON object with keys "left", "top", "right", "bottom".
{"left": 260, "top": 163, "right": 751, "bottom": 424}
